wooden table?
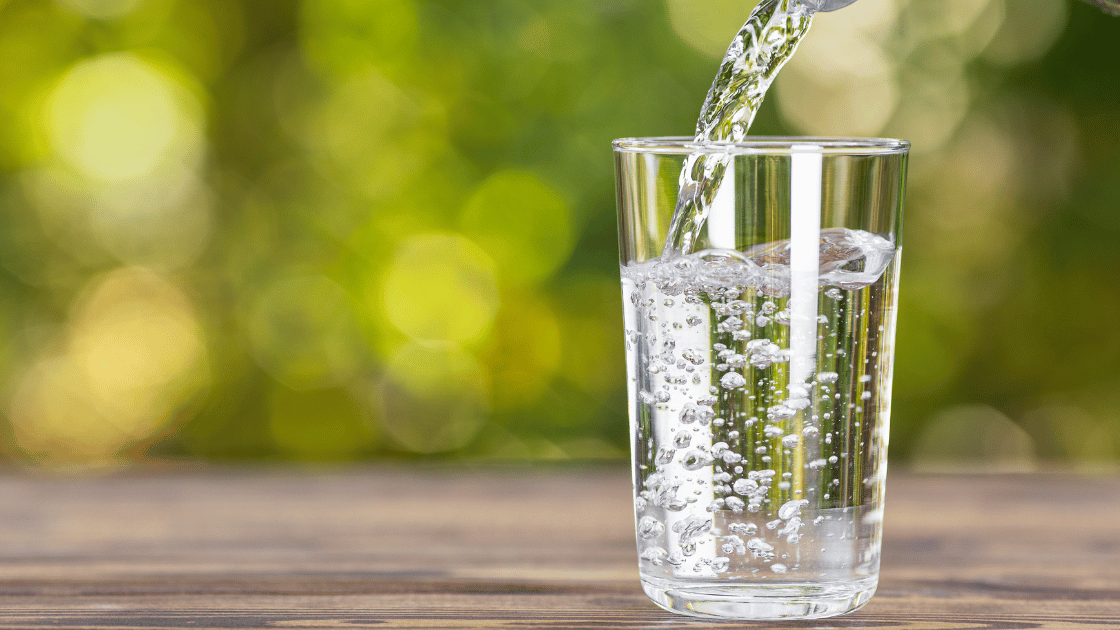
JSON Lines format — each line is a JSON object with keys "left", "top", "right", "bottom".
{"left": 0, "top": 466, "right": 1117, "bottom": 628}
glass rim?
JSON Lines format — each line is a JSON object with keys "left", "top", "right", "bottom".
{"left": 613, "top": 136, "right": 910, "bottom": 156}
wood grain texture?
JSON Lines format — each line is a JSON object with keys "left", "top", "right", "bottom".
{"left": 0, "top": 467, "right": 1117, "bottom": 629}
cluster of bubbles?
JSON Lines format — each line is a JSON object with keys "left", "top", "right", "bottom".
{"left": 636, "top": 497, "right": 809, "bottom": 575}
{"left": 624, "top": 226, "right": 900, "bottom": 579}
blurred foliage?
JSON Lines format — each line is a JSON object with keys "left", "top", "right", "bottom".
{"left": 0, "top": 0, "right": 1118, "bottom": 467}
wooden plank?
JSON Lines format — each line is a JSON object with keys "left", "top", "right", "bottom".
{"left": 0, "top": 467, "right": 1116, "bottom": 628}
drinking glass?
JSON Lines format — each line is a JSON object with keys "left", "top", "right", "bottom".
{"left": 614, "top": 137, "right": 909, "bottom": 620}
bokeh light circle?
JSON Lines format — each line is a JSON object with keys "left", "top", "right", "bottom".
{"left": 380, "top": 233, "right": 500, "bottom": 344}
{"left": 461, "top": 170, "right": 573, "bottom": 286}
{"left": 776, "top": 4, "right": 899, "bottom": 137}
{"left": 54, "top": 0, "right": 144, "bottom": 20}
{"left": 45, "top": 52, "right": 204, "bottom": 182}
{"left": 483, "top": 292, "right": 562, "bottom": 409}
{"left": 380, "top": 340, "right": 489, "bottom": 454}
{"left": 9, "top": 268, "right": 209, "bottom": 463}
{"left": 665, "top": 0, "right": 757, "bottom": 58}
{"left": 248, "top": 275, "right": 367, "bottom": 391}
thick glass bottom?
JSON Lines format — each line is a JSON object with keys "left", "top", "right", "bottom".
{"left": 641, "top": 575, "right": 877, "bottom": 620}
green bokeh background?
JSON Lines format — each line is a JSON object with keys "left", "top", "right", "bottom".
{"left": 0, "top": 0, "right": 1118, "bottom": 467}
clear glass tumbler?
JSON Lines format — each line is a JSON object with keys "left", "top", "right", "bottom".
{"left": 614, "top": 137, "right": 909, "bottom": 620}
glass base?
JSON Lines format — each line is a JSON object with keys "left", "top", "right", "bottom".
{"left": 641, "top": 575, "right": 877, "bottom": 620}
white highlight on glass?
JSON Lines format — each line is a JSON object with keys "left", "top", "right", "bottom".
{"left": 789, "top": 146, "right": 823, "bottom": 387}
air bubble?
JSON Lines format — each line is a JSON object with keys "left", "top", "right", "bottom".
{"left": 785, "top": 397, "right": 811, "bottom": 411}
{"left": 733, "top": 478, "right": 758, "bottom": 495}
{"left": 682, "top": 348, "right": 705, "bottom": 365}
{"left": 721, "top": 372, "right": 747, "bottom": 389}
{"left": 722, "top": 535, "right": 747, "bottom": 555}
{"left": 778, "top": 499, "right": 808, "bottom": 520}
{"left": 746, "top": 537, "right": 774, "bottom": 557}
{"left": 681, "top": 449, "right": 713, "bottom": 471}
{"left": 679, "top": 404, "right": 699, "bottom": 425}
{"left": 717, "top": 316, "right": 743, "bottom": 333}
{"left": 640, "top": 547, "right": 667, "bottom": 565}
{"left": 745, "top": 339, "right": 785, "bottom": 369}
{"left": 655, "top": 447, "right": 676, "bottom": 465}
{"left": 671, "top": 516, "right": 713, "bottom": 543}
{"left": 638, "top": 516, "right": 665, "bottom": 539}
{"left": 729, "top": 522, "right": 758, "bottom": 536}
{"left": 695, "top": 406, "right": 715, "bottom": 425}
{"left": 768, "top": 405, "right": 796, "bottom": 420}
